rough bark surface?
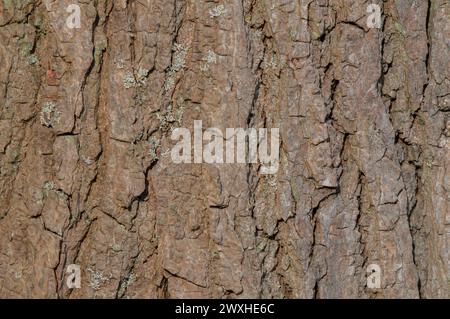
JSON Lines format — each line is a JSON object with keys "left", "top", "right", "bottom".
{"left": 0, "top": 0, "right": 448, "bottom": 298}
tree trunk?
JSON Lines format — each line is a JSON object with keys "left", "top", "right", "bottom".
{"left": 0, "top": 0, "right": 448, "bottom": 298}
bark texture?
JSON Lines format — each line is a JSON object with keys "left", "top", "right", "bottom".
{"left": 0, "top": 0, "right": 449, "bottom": 298}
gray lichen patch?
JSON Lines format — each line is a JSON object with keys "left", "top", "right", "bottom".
{"left": 28, "top": 54, "right": 39, "bottom": 65}
{"left": 164, "top": 43, "right": 190, "bottom": 91}
{"left": 200, "top": 50, "right": 218, "bottom": 72}
{"left": 117, "top": 273, "right": 135, "bottom": 298}
{"left": 148, "top": 136, "right": 161, "bottom": 163}
{"left": 39, "top": 102, "right": 60, "bottom": 128}
{"left": 123, "top": 73, "right": 136, "bottom": 89}
{"left": 123, "top": 67, "right": 150, "bottom": 89}
{"left": 156, "top": 101, "right": 184, "bottom": 132}
{"left": 136, "top": 67, "right": 149, "bottom": 85}
{"left": 87, "top": 268, "right": 113, "bottom": 291}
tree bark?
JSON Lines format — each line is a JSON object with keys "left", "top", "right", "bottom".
{"left": 0, "top": 0, "right": 448, "bottom": 298}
